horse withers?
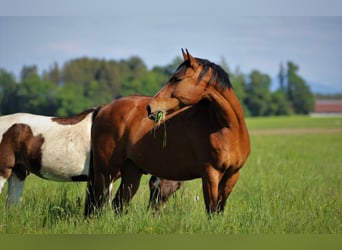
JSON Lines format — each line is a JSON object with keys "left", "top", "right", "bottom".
{"left": 86, "top": 50, "right": 250, "bottom": 216}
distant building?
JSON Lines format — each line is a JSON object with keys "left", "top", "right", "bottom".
{"left": 311, "top": 100, "right": 342, "bottom": 116}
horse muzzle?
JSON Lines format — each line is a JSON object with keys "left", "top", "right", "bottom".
{"left": 146, "top": 105, "right": 164, "bottom": 123}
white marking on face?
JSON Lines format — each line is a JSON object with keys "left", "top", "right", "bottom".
{"left": 0, "top": 176, "right": 6, "bottom": 194}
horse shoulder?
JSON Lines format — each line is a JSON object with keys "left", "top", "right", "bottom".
{"left": 209, "top": 128, "right": 249, "bottom": 170}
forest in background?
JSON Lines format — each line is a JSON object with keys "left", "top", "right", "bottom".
{"left": 0, "top": 56, "right": 318, "bottom": 117}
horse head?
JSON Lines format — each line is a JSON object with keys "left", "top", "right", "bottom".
{"left": 147, "top": 49, "right": 232, "bottom": 123}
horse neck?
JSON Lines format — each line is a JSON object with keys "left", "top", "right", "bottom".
{"left": 209, "top": 87, "right": 249, "bottom": 138}
{"left": 207, "top": 86, "right": 250, "bottom": 158}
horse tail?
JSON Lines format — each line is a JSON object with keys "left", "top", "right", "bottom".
{"left": 85, "top": 105, "right": 103, "bottom": 216}
{"left": 91, "top": 105, "right": 104, "bottom": 122}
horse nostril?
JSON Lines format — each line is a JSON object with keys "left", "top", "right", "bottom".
{"left": 146, "top": 105, "right": 151, "bottom": 116}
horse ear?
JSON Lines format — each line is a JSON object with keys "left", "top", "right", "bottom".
{"left": 185, "top": 49, "right": 198, "bottom": 68}
{"left": 181, "top": 48, "right": 188, "bottom": 60}
{"left": 181, "top": 49, "right": 197, "bottom": 66}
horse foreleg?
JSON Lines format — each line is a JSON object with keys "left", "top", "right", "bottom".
{"left": 217, "top": 168, "right": 240, "bottom": 212}
{"left": 112, "top": 160, "right": 142, "bottom": 214}
{"left": 202, "top": 167, "right": 220, "bottom": 215}
{"left": 6, "top": 173, "right": 25, "bottom": 206}
{"left": 202, "top": 165, "right": 241, "bottom": 215}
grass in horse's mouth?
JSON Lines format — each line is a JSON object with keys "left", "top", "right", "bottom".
{"left": 152, "top": 111, "right": 167, "bottom": 148}
{"left": 155, "top": 111, "right": 165, "bottom": 124}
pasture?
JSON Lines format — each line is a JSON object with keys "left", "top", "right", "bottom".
{"left": 0, "top": 116, "right": 341, "bottom": 234}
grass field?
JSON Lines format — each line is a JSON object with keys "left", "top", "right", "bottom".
{"left": 0, "top": 116, "right": 341, "bottom": 234}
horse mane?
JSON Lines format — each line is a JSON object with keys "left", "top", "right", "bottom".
{"left": 175, "top": 57, "right": 232, "bottom": 90}
{"left": 52, "top": 107, "right": 99, "bottom": 125}
{"left": 195, "top": 57, "right": 232, "bottom": 90}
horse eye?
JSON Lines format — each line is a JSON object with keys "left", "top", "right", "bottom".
{"left": 171, "top": 76, "right": 181, "bottom": 83}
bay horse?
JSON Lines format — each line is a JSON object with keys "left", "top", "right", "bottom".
{"left": 85, "top": 50, "right": 250, "bottom": 216}
{"left": 0, "top": 110, "right": 180, "bottom": 208}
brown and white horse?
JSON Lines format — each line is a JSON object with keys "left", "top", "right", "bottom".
{"left": 0, "top": 109, "right": 180, "bottom": 208}
{"left": 85, "top": 50, "right": 250, "bottom": 216}
{"left": 0, "top": 109, "right": 99, "bottom": 206}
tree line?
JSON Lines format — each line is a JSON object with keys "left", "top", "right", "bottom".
{"left": 0, "top": 56, "right": 315, "bottom": 117}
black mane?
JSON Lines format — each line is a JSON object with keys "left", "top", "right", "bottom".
{"left": 174, "top": 56, "right": 233, "bottom": 90}
{"left": 195, "top": 57, "right": 232, "bottom": 90}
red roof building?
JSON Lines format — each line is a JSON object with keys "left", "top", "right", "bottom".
{"left": 312, "top": 100, "right": 342, "bottom": 116}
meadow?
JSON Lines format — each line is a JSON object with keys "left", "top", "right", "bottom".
{"left": 0, "top": 116, "right": 341, "bottom": 234}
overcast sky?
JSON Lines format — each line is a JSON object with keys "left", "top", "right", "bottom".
{"left": 1, "top": 1, "right": 341, "bottom": 93}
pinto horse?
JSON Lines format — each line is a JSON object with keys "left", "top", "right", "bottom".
{"left": 85, "top": 50, "right": 250, "bottom": 216}
{"left": 0, "top": 108, "right": 99, "bottom": 206}
{"left": 0, "top": 110, "right": 179, "bottom": 208}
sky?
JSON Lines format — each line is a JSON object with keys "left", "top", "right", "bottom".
{"left": 1, "top": 2, "right": 342, "bottom": 94}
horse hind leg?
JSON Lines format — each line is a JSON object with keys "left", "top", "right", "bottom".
{"left": 84, "top": 169, "right": 111, "bottom": 217}
{"left": 84, "top": 145, "right": 120, "bottom": 217}
{"left": 148, "top": 176, "right": 182, "bottom": 211}
{"left": 112, "top": 160, "right": 142, "bottom": 214}
{"left": 148, "top": 176, "right": 161, "bottom": 210}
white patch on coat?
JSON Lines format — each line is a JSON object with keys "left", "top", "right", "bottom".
{"left": 0, "top": 112, "right": 92, "bottom": 181}
{"left": 6, "top": 174, "right": 24, "bottom": 206}
{"left": 0, "top": 176, "right": 6, "bottom": 194}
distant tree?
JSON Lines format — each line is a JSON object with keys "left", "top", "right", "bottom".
{"left": 0, "top": 69, "right": 18, "bottom": 114}
{"left": 20, "top": 65, "right": 38, "bottom": 82}
{"left": 231, "top": 67, "right": 249, "bottom": 114}
{"left": 120, "top": 56, "right": 148, "bottom": 96}
{"left": 286, "top": 61, "right": 314, "bottom": 114}
{"left": 43, "top": 62, "right": 60, "bottom": 85}
{"left": 54, "top": 83, "right": 90, "bottom": 117}
{"left": 125, "top": 56, "right": 147, "bottom": 77}
{"left": 278, "top": 62, "right": 286, "bottom": 93}
{"left": 269, "top": 89, "right": 293, "bottom": 115}
{"left": 16, "top": 72, "right": 57, "bottom": 115}
{"left": 245, "top": 70, "right": 272, "bottom": 116}
{"left": 1, "top": 56, "right": 318, "bottom": 118}
{"left": 62, "top": 57, "right": 122, "bottom": 99}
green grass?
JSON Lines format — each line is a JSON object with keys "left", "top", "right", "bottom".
{"left": 246, "top": 115, "right": 342, "bottom": 130}
{"left": 0, "top": 116, "right": 341, "bottom": 234}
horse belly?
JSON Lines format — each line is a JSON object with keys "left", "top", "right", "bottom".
{"left": 40, "top": 152, "right": 90, "bottom": 181}
{"left": 39, "top": 138, "right": 90, "bottom": 181}
{"left": 132, "top": 143, "right": 201, "bottom": 181}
